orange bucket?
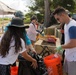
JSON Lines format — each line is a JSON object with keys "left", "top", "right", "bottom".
{"left": 11, "top": 66, "right": 18, "bottom": 75}
{"left": 44, "top": 54, "right": 63, "bottom": 75}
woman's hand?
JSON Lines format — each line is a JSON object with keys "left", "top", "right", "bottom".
{"left": 21, "top": 51, "right": 38, "bottom": 69}
{"left": 31, "top": 58, "right": 38, "bottom": 69}
{"left": 29, "top": 45, "right": 37, "bottom": 54}
{"left": 31, "top": 49, "right": 37, "bottom": 54}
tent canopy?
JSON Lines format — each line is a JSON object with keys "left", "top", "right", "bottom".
{"left": 0, "top": 1, "right": 16, "bottom": 15}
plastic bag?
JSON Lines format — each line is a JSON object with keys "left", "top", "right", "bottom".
{"left": 18, "top": 53, "right": 48, "bottom": 75}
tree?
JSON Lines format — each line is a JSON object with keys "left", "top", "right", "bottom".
{"left": 27, "top": 0, "right": 44, "bottom": 23}
{"left": 28, "top": 0, "right": 52, "bottom": 26}
{"left": 44, "top": 0, "right": 51, "bottom": 27}
{"left": 53, "top": 0, "right": 75, "bottom": 12}
{"left": 25, "top": 0, "right": 76, "bottom": 26}
{"left": 29, "top": 0, "right": 44, "bottom": 14}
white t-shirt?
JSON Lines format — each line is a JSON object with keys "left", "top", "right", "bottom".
{"left": 64, "top": 19, "right": 76, "bottom": 61}
{"left": 0, "top": 36, "right": 26, "bottom": 65}
{"left": 27, "top": 23, "right": 38, "bottom": 41}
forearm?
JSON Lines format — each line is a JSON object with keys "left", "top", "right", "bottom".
{"left": 29, "top": 28, "right": 38, "bottom": 35}
{"left": 28, "top": 44, "right": 35, "bottom": 51}
{"left": 62, "top": 40, "right": 76, "bottom": 49}
{"left": 56, "top": 40, "right": 76, "bottom": 51}
{"left": 31, "top": 31, "right": 38, "bottom": 35}
{"left": 62, "top": 44, "right": 76, "bottom": 49}
{"left": 21, "top": 51, "right": 35, "bottom": 62}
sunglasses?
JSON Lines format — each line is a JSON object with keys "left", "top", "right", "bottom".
{"left": 56, "top": 18, "right": 60, "bottom": 21}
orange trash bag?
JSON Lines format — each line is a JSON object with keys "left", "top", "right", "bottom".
{"left": 43, "top": 54, "right": 63, "bottom": 75}
{"left": 11, "top": 66, "right": 18, "bottom": 75}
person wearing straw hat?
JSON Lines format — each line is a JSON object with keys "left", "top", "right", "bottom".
{"left": 0, "top": 17, "right": 37, "bottom": 75}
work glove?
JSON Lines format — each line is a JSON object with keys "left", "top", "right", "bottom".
{"left": 53, "top": 45, "right": 64, "bottom": 59}
{"left": 56, "top": 45, "right": 63, "bottom": 53}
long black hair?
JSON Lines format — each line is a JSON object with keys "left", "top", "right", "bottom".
{"left": 0, "top": 26, "right": 26, "bottom": 57}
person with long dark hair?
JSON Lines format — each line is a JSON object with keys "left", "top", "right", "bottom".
{"left": 4, "top": 11, "right": 36, "bottom": 66}
{"left": 0, "top": 17, "right": 37, "bottom": 75}
{"left": 5, "top": 11, "right": 36, "bottom": 53}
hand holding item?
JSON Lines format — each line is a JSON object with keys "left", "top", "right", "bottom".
{"left": 37, "top": 33, "right": 39, "bottom": 36}
{"left": 31, "top": 58, "right": 38, "bottom": 69}
{"left": 29, "top": 45, "right": 37, "bottom": 54}
{"left": 54, "top": 46, "right": 63, "bottom": 60}
{"left": 56, "top": 45, "right": 63, "bottom": 52}
{"left": 31, "top": 49, "right": 37, "bottom": 54}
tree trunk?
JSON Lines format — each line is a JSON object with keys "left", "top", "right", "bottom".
{"left": 44, "top": 0, "right": 50, "bottom": 27}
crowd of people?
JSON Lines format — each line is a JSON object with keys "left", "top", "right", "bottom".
{"left": 0, "top": 6, "right": 76, "bottom": 75}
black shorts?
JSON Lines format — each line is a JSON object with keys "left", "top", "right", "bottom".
{"left": 0, "top": 64, "right": 10, "bottom": 75}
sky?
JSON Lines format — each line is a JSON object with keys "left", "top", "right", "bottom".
{"left": 0, "top": 0, "right": 33, "bottom": 14}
